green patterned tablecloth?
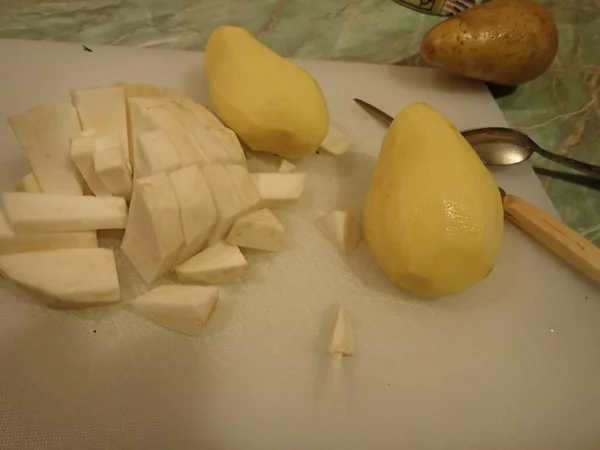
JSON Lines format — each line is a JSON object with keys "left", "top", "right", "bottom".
{"left": 1, "top": 0, "right": 598, "bottom": 242}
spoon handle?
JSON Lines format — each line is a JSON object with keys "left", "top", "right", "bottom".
{"left": 503, "top": 194, "right": 600, "bottom": 285}
{"left": 536, "top": 147, "right": 600, "bottom": 178}
{"left": 533, "top": 167, "right": 600, "bottom": 191}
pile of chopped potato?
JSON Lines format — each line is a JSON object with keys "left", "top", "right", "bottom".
{"left": 0, "top": 83, "right": 359, "bottom": 337}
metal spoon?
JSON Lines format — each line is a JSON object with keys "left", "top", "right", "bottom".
{"left": 354, "top": 99, "right": 600, "bottom": 178}
{"left": 462, "top": 127, "right": 600, "bottom": 177}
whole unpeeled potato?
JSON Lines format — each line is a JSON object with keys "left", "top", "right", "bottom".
{"left": 420, "top": 0, "right": 559, "bottom": 85}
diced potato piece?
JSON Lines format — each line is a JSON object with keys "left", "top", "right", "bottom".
{"left": 143, "top": 104, "right": 186, "bottom": 131}
{"left": 315, "top": 210, "right": 361, "bottom": 254}
{"left": 175, "top": 241, "right": 247, "bottom": 284}
{"left": 203, "top": 165, "right": 246, "bottom": 244}
{"left": 3, "top": 192, "right": 127, "bottom": 233}
{"left": 136, "top": 129, "right": 181, "bottom": 178}
{"left": 321, "top": 124, "right": 351, "bottom": 156}
{"left": 126, "top": 97, "right": 172, "bottom": 166}
{"left": 191, "top": 128, "right": 238, "bottom": 165}
{"left": 160, "top": 86, "right": 187, "bottom": 104}
{"left": 129, "top": 285, "right": 219, "bottom": 335}
{"left": 179, "top": 97, "right": 225, "bottom": 129}
{"left": 169, "top": 166, "right": 217, "bottom": 266}
{"left": 120, "top": 82, "right": 224, "bottom": 133}
{"left": 143, "top": 99, "right": 244, "bottom": 166}
{"left": 166, "top": 129, "right": 210, "bottom": 167}
{"left": 250, "top": 173, "right": 305, "bottom": 208}
{"left": 0, "top": 248, "right": 120, "bottom": 308}
{"left": 121, "top": 173, "right": 184, "bottom": 283}
{"left": 226, "top": 209, "right": 284, "bottom": 252}
{"left": 93, "top": 136, "right": 133, "bottom": 201}
{"left": 144, "top": 103, "right": 214, "bottom": 166}
{"left": 161, "top": 86, "right": 224, "bottom": 129}
{"left": 70, "top": 86, "right": 129, "bottom": 161}
{"left": 330, "top": 306, "right": 355, "bottom": 395}
{"left": 121, "top": 83, "right": 163, "bottom": 98}
{"left": 330, "top": 306, "right": 355, "bottom": 356}
{"left": 122, "top": 87, "right": 239, "bottom": 169}
{"left": 15, "top": 173, "right": 42, "bottom": 193}
{"left": 226, "top": 165, "right": 260, "bottom": 212}
{"left": 0, "top": 210, "right": 97, "bottom": 255}
{"left": 71, "top": 132, "right": 114, "bottom": 197}
{"left": 8, "top": 103, "right": 84, "bottom": 195}
{"left": 278, "top": 159, "right": 296, "bottom": 173}
{"left": 218, "top": 128, "right": 247, "bottom": 166}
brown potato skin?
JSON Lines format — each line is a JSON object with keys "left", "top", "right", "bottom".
{"left": 420, "top": 0, "right": 559, "bottom": 85}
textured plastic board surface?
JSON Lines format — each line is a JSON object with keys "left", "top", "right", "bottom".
{"left": 0, "top": 40, "right": 599, "bottom": 450}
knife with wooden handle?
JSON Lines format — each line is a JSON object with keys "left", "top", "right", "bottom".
{"left": 354, "top": 98, "right": 600, "bottom": 286}
{"left": 502, "top": 193, "right": 600, "bottom": 285}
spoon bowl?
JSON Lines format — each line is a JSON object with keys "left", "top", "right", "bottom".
{"left": 461, "top": 127, "right": 535, "bottom": 166}
{"left": 462, "top": 127, "right": 600, "bottom": 177}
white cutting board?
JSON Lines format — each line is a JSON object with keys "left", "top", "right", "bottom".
{"left": 0, "top": 40, "right": 599, "bottom": 450}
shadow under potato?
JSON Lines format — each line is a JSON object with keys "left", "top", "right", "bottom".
{"left": 392, "top": 53, "right": 519, "bottom": 100}
{"left": 485, "top": 82, "right": 518, "bottom": 99}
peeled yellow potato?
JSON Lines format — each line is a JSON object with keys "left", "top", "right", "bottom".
{"left": 203, "top": 26, "right": 329, "bottom": 159}
{"left": 363, "top": 103, "right": 503, "bottom": 298}
{"left": 420, "top": 0, "right": 559, "bottom": 85}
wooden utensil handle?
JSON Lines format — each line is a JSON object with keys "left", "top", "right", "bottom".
{"left": 503, "top": 194, "right": 600, "bottom": 286}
